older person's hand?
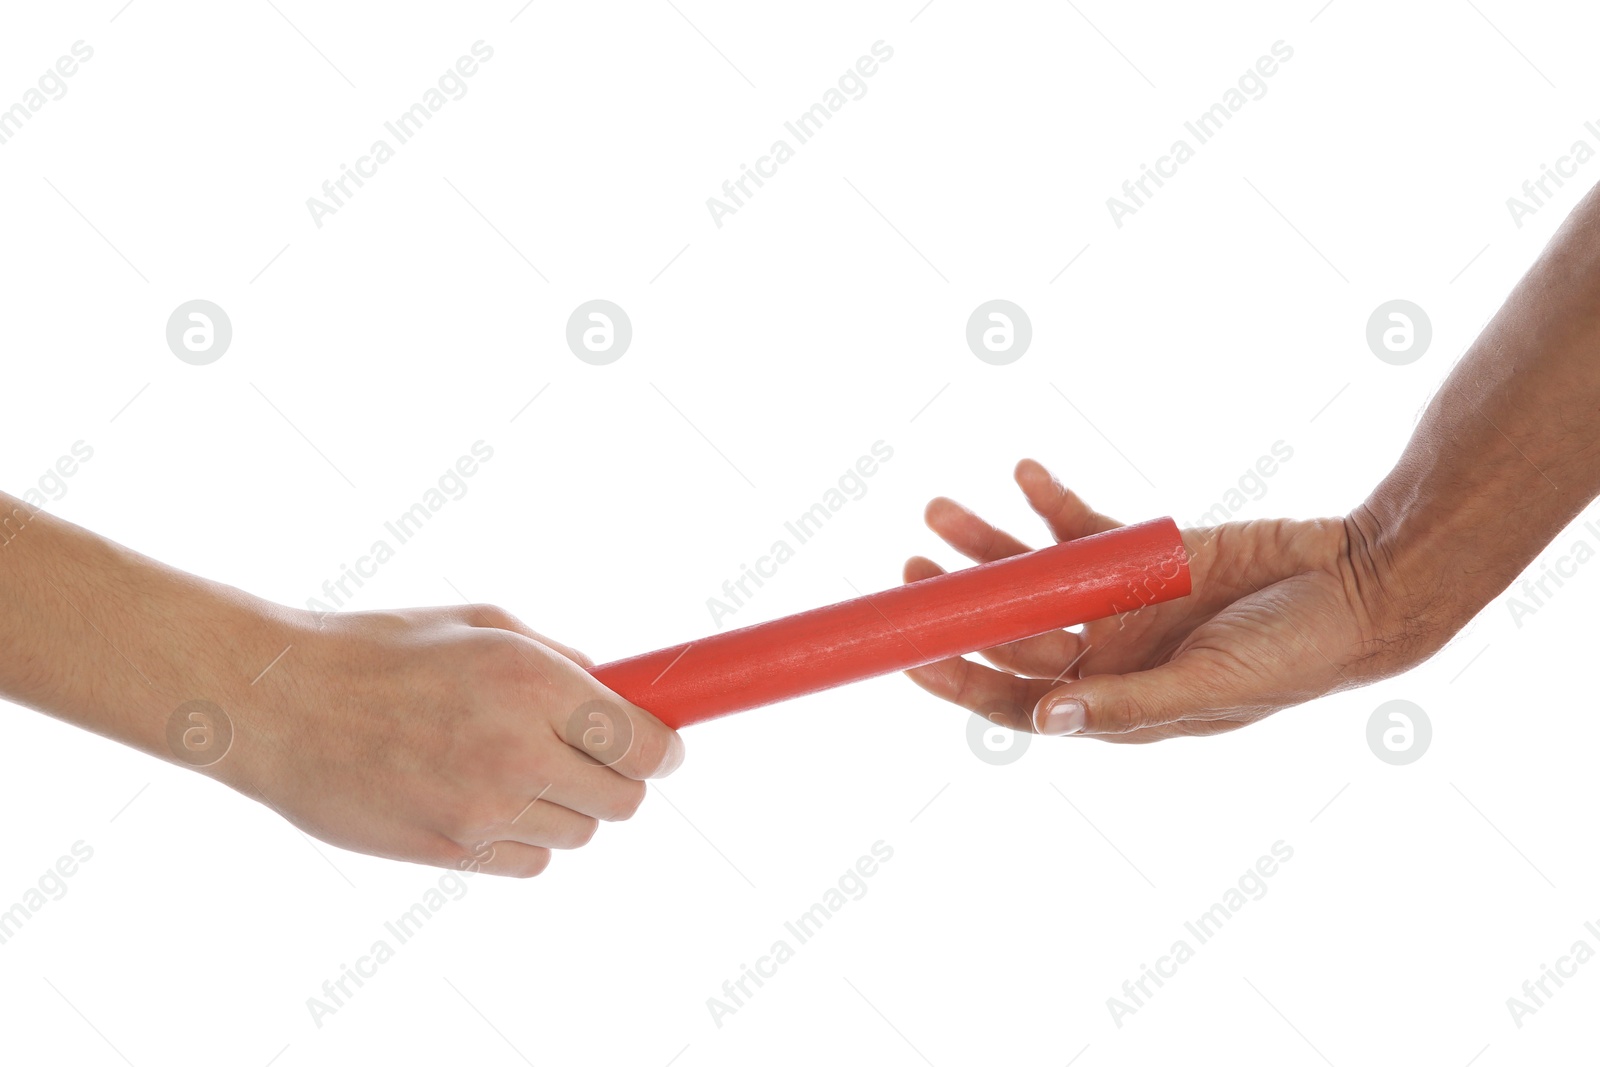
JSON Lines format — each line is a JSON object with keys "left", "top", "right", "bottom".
{"left": 903, "top": 460, "right": 1439, "bottom": 743}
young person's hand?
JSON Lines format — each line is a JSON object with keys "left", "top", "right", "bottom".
{"left": 0, "top": 498, "right": 684, "bottom": 876}
{"left": 222, "top": 604, "right": 686, "bottom": 876}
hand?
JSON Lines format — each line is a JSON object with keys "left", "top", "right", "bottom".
{"left": 214, "top": 603, "right": 685, "bottom": 876}
{"left": 903, "top": 460, "right": 1440, "bottom": 743}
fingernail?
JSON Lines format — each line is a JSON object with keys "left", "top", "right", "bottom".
{"left": 1036, "top": 697, "right": 1086, "bottom": 736}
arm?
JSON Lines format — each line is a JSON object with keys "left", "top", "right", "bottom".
{"left": 1353, "top": 182, "right": 1600, "bottom": 641}
{"left": 0, "top": 496, "right": 683, "bottom": 873}
{"left": 904, "top": 180, "right": 1600, "bottom": 742}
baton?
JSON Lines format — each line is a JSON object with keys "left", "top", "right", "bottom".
{"left": 591, "top": 517, "right": 1189, "bottom": 729}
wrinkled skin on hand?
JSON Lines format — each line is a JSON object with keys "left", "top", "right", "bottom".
{"left": 903, "top": 460, "right": 1438, "bottom": 743}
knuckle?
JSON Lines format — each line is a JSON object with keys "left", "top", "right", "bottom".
{"left": 564, "top": 699, "right": 638, "bottom": 766}
{"left": 1087, "top": 701, "right": 1134, "bottom": 734}
{"left": 455, "top": 840, "right": 499, "bottom": 874}
{"left": 565, "top": 818, "right": 600, "bottom": 849}
{"left": 516, "top": 847, "right": 553, "bottom": 878}
{"left": 474, "top": 633, "right": 531, "bottom": 678}
{"left": 1098, "top": 697, "right": 1161, "bottom": 735}
{"left": 604, "top": 779, "right": 648, "bottom": 821}
{"left": 978, "top": 700, "right": 1029, "bottom": 734}
{"left": 978, "top": 641, "right": 1021, "bottom": 670}
{"left": 623, "top": 724, "right": 669, "bottom": 776}
{"left": 469, "top": 639, "right": 559, "bottom": 703}
{"left": 465, "top": 603, "right": 516, "bottom": 630}
{"left": 422, "top": 833, "right": 474, "bottom": 869}
{"left": 948, "top": 663, "right": 985, "bottom": 710}
{"left": 494, "top": 846, "right": 551, "bottom": 879}
{"left": 1002, "top": 675, "right": 1037, "bottom": 731}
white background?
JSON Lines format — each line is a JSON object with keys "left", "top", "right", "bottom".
{"left": 2, "top": 0, "right": 1597, "bottom": 1063}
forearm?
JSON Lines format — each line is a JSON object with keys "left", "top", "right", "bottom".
{"left": 0, "top": 493, "right": 680, "bottom": 876}
{"left": 0, "top": 493, "right": 296, "bottom": 766}
{"left": 1355, "top": 180, "right": 1600, "bottom": 634}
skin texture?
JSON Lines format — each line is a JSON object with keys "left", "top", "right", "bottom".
{"left": 903, "top": 463, "right": 1406, "bottom": 743}
{"left": 908, "top": 178, "right": 1600, "bottom": 743}
{"left": 0, "top": 499, "right": 683, "bottom": 877}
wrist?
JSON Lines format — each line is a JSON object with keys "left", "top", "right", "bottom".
{"left": 1343, "top": 493, "right": 1489, "bottom": 661}
{"left": 0, "top": 498, "right": 318, "bottom": 795}
{"left": 166, "top": 587, "right": 312, "bottom": 796}
{"left": 55, "top": 530, "right": 308, "bottom": 789}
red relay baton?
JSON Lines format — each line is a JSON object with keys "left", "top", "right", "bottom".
{"left": 590, "top": 517, "right": 1191, "bottom": 729}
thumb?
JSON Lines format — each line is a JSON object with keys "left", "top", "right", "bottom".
{"left": 1032, "top": 658, "right": 1226, "bottom": 737}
